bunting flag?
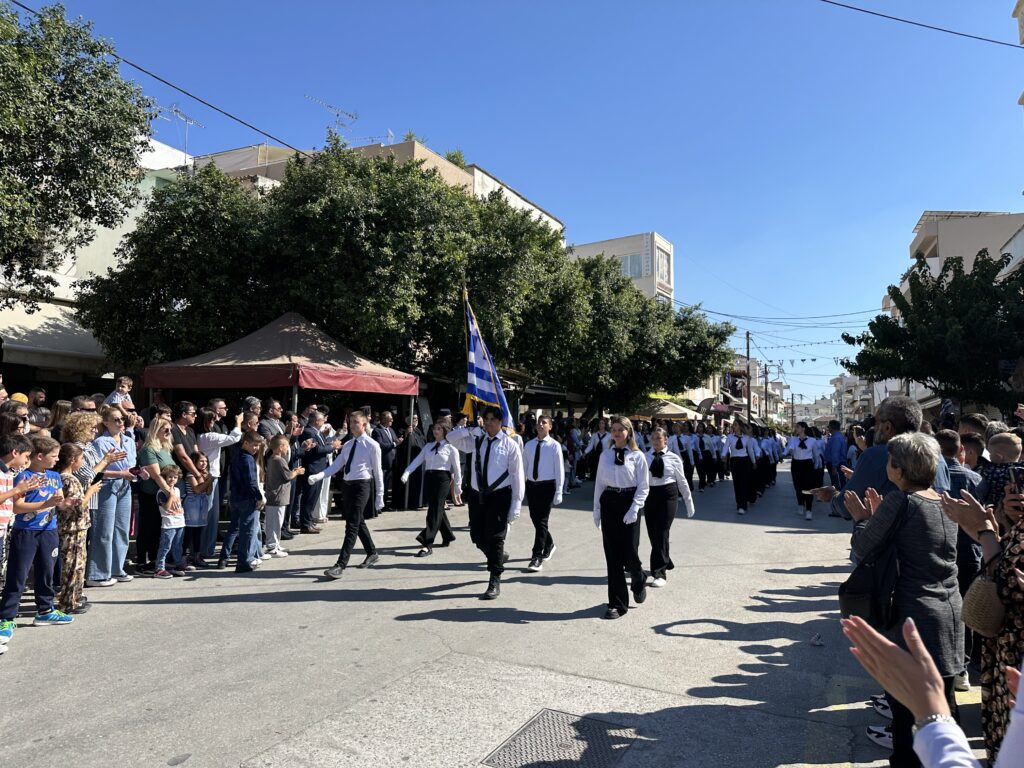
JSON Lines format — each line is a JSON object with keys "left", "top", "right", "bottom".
{"left": 462, "top": 289, "right": 514, "bottom": 430}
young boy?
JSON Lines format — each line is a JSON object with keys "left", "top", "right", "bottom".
{"left": 0, "top": 436, "right": 73, "bottom": 646}
{"left": 0, "top": 433, "right": 40, "bottom": 652}
{"left": 104, "top": 376, "right": 136, "bottom": 412}
{"left": 978, "top": 432, "right": 1024, "bottom": 512}
{"left": 154, "top": 465, "right": 186, "bottom": 579}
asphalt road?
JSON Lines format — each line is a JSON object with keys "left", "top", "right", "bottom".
{"left": 0, "top": 466, "right": 983, "bottom": 767}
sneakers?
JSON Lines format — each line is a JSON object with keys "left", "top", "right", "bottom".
{"left": 248, "top": 559, "right": 263, "bottom": 570}
{"left": 153, "top": 569, "right": 173, "bottom": 579}
{"left": 543, "top": 544, "right": 557, "bottom": 562}
{"left": 114, "top": 573, "right": 134, "bottom": 583}
{"left": 954, "top": 670, "right": 971, "bottom": 692}
{"left": 260, "top": 551, "right": 273, "bottom": 561}
{"left": 526, "top": 558, "right": 542, "bottom": 572}
{"left": 737, "top": 508, "right": 746, "bottom": 515}
{"left": 805, "top": 511, "right": 813, "bottom": 521}
{"left": 269, "top": 548, "right": 289, "bottom": 558}
{"left": 0, "top": 619, "right": 14, "bottom": 643}
{"left": 866, "top": 724, "right": 892, "bottom": 749}
{"left": 324, "top": 565, "right": 344, "bottom": 580}
{"left": 651, "top": 577, "right": 667, "bottom": 588}
{"left": 85, "top": 578, "right": 116, "bottom": 588}
{"left": 33, "top": 610, "right": 73, "bottom": 626}
{"left": 870, "top": 694, "right": 893, "bottom": 720}
{"left": 170, "top": 568, "right": 187, "bottom": 577}
{"left": 358, "top": 552, "right": 380, "bottom": 569}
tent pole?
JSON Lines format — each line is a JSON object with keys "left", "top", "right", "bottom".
{"left": 290, "top": 383, "right": 298, "bottom": 413}
{"left": 404, "top": 395, "right": 414, "bottom": 510}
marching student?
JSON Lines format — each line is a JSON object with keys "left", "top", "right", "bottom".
{"left": 522, "top": 414, "right": 564, "bottom": 572}
{"left": 644, "top": 427, "right": 694, "bottom": 588}
{"left": 674, "top": 421, "right": 697, "bottom": 491}
{"left": 583, "top": 418, "right": 610, "bottom": 481}
{"left": 695, "top": 423, "right": 719, "bottom": 492}
{"left": 725, "top": 421, "right": 761, "bottom": 515}
{"left": 447, "top": 406, "right": 524, "bottom": 600}
{"left": 401, "top": 421, "right": 462, "bottom": 557}
{"left": 784, "top": 421, "right": 821, "bottom": 520}
{"left": 316, "top": 411, "right": 383, "bottom": 580}
{"left": 593, "top": 416, "right": 649, "bottom": 620}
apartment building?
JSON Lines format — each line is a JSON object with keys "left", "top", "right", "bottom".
{"left": 569, "top": 232, "right": 675, "bottom": 303}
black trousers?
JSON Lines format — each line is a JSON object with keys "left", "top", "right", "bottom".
{"left": 681, "top": 455, "right": 695, "bottom": 491}
{"left": 526, "top": 480, "right": 556, "bottom": 560}
{"left": 731, "top": 455, "right": 755, "bottom": 511}
{"left": 335, "top": 480, "right": 376, "bottom": 568}
{"left": 417, "top": 471, "right": 454, "bottom": 547}
{"left": 301, "top": 478, "right": 322, "bottom": 528}
{"left": 600, "top": 489, "right": 643, "bottom": 613}
{"left": 717, "top": 458, "right": 727, "bottom": 481}
{"left": 695, "top": 452, "right": 708, "bottom": 489}
{"left": 791, "top": 459, "right": 816, "bottom": 511}
{"left": 469, "top": 486, "right": 510, "bottom": 576}
{"left": 755, "top": 456, "right": 769, "bottom": 496}
{"left": 136, "top": 493, "right": 161, "bottom": 566}
{"left": 643, "top": 484, "right": 676, "bottom": 578}
{"left": 887, "top": 676, "right": 958, "bottom": 767}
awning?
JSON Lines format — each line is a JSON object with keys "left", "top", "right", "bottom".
{"left": 0, "top": 303, "right": 106, "bottom": 374}
{"left": 630, "top": 399, "right": 701, "bottom": 420}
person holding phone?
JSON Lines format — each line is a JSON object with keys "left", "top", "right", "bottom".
{"left": 89, "top": 405, "right": 136, "bottom": 586}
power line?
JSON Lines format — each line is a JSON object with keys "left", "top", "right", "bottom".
{"left": 814, "top": 0, "right": 1024, "bottom": 51}
{"left": 8, "top": 0, "right": 310, "bottom": 156}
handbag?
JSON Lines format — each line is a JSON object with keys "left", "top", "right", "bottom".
{"left": 962, "top": 553, "right": 1006, "bottom": 638}
{"left": 838, "top": 507, "right": 907, "bottom": 629}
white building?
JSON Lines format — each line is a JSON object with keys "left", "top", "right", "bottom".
{"left": 569, "top": 232, "right": 674, "bottom": 303}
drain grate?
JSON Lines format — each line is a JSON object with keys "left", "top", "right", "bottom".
{"left": 482, "top": 708, "right": 637, "bottom": 768}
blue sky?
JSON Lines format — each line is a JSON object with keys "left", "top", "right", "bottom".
{"left": 45, "top": 0, "right": 1024, "bottom": 400}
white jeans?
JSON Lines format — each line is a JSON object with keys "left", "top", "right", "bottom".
{"left": 315, "top": 476, "right": 331, "bottom": 521}
{"left": 264, "top": 505, "right": 286, "bottom": 551}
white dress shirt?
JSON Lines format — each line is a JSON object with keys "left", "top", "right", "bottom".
{"left": 447, "top": 427, "right": 524, "bottom": 520}
{"left": 401, "top": 439, "right": 462, "bottom": 488}
{"left": 584, "top": 431, "right": 609, "bottom": 456}
{"left": 197, "top": 427, "right": 242, "bottom": 479}
{"left": 667, "top": 434, "right": 693, "bottom": 464}
{"left": 646, "top": 449, "right": 695, "bottom": 518}
{"left": 785, "top": 436, "right": 822, "bottom": 468}
{"left": 320, "top": 434, "right": 385, "bottom": 510}
{"left": 725, "top": 434, "right": 761, "bottom": 460}
{"left": 697, "top": 434, "right": 719, "bottom": 459}
{"left": 593, "top": 446, "right": 650, "bottom": 523}
{"left": 523, "top": 435, "right": 565, "bottom": 506}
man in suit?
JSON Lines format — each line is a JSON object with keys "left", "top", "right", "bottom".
{"left": 257, "top": 398, "right": 285, "bottom": 441}
{"left": 371, "top": 411, "right": 405, "bottom": 511}
{"left": 299, "top": 411, "right": 341, "bottom": 533}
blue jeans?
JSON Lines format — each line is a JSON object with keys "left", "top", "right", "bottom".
{"left": 218, "top": 497, "right": 241, "bottom": 562}
{"left": 87, "top": 478, "right": 132, "bottom": 581}
{"left": 233, "top": 501, "right": 261, "bottom": 572}
{"left": 200, "top": 477, "right": 220, "bottom": 558}
{"left": 156, "top": 527, "right": 184, "bottom": 571}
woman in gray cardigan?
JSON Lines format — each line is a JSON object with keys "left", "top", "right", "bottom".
{"left": 845, "top": 431, "right": 963, "bottom": 768}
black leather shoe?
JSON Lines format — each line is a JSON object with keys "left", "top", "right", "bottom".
{"left": 603, "top": 608, "right": 624, "bottom": 620}
{"left": 632, "top": 572, "right": 648, "bottom": 604}
{"left": 481, "top": 576, "right": 500, "bottom": 600}
{"left": 358, "top": 552, "right": 380, "bottom": 569}
{"left": 415, "top": 547, "right": 433, "bottom": 558}
{"left": 281, "top": 529, "right": 295, "bottom": 540}
{"left": 323, "top": 565, "right": 344, "bottom": 580}
{"left": 501, "top": 551, "right": 510, "bottom": 564}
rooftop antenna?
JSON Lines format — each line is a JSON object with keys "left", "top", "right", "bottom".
{"left": 304, "top": 94, "right": 359, "bottom": 133}
{"left": 167, "top": 103, "right": 204, "bottom": 165}
{"left": 349, "top": 129, "right": 395, "bottom": 146}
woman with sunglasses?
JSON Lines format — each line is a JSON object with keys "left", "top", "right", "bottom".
{"left": 87, "top": 405, "right": 137, "bottom": 585}
{"left": 136, "top": 417, "right": 177, "bottom": 574}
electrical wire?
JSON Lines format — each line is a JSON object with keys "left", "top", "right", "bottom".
{"left": 814, "top": 0, "right": 1024, "bottom": 51}
{"left": 8, "top": 0, "right": 310, "bottom": 156}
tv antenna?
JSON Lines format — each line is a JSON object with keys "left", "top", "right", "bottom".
{"left": 304, "top": 94, "right": 359, "bottom": 130}
{"left": 166, "top": 103, "right": 204, "bottom": 163}
{"left": 349, "top": 129, "right": 394, "bottom": 146}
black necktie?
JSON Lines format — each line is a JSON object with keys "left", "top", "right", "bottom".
{"left": 736, "top": 437, "right": 743, "bottom": 450}
{"left": 651, "top": 451, "right": 664, "bottom": 478}
{"left": 533, "top": 440, "right": 541, "bottom": 480}
{"left": 614, "top": 447, "right": 626, "bottom": 466}
{"left": 596, "top": 433, "right": 603, "bottom": 451}
{"left": 483, "top": 437, "right": 495, "bottom": 485}
{"left": 432, "top": 441, "right": 441, "bottom": 454}
{"left": 798, "top": 438, "right": 807, "bottom": 450}
{"left": 344, "top": 439, "right": 358, "bottom": 475}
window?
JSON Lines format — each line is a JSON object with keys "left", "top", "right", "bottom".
{"left": 656, "top": 247, "right": 671, "bottom": 284}
{"left": 618, "top": 253, "right": 642, "bottom": 279}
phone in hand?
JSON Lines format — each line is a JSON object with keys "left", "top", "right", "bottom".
{"left": 1009, "top": 466, "right": 1021, "bottom": 495}
{"left": 90, "top": 472, "right": 106, "bottom": 486}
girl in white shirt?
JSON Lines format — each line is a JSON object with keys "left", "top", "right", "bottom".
{"left": 401, "top": 422, "right": 462, "bottom": 557}
{"left": 593, "top": 416, "right": 649, "bottom": 620}
{"left": 644, "top": 427, "right": 695, "bottom": 588}
{"left": 784, "top": 422, "right": 822, "bottom": 520}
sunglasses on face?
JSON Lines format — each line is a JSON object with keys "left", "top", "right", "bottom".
{"left": 109, "top": 417, "right": 124, "bottom": 424}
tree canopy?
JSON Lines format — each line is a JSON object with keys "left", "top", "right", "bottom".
{"left": 841, "top": 249, "right": 1024, "bottom": 409}
{"left": 0, "top": 3, "right": 154, "bottom": 310}
{"left": 78, "top": 138, "right": 734, "bottom": 412}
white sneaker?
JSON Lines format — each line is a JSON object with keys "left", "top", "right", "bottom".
{"left": 114, "top": 573, "right": 134, "bottom": 583}
{"left": 0, "top": 643, "right": 6, "bottom": 655}
{"left": 260, "top": 551, "right": 273, "bottom": 560}
{"left": 651, "top": 577, "right": 667, "bottom": 588}
{"left": 270, "top": 548, "right": 289, "bottom": 558}
{"left": 85, "top": 578, "right": 117, "bottom": 588}
{"left": 866, "top": 724, "right": 892, "bottom": 750}
{"left": 954, "top": 670, "right": 970, "bottom": 692}
{"left": 737, "top": 509, "right": 746, "bottom": 515}
{"left": 805, "top": 511, "right": 813, "bottom": 521}
{"left": 249, "top": 559, "right": 263, "bottom": 569}
{"left": 542, "top": 544, "right": 557, "bottom": 562}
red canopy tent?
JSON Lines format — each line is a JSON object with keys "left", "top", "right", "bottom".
{"left": 142, "top": 312, "right": 419, "bottom": 400}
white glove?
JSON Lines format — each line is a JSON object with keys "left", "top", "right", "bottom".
{"left": 553, "top": 495, "right": 563, "bottom": 507}
{"left": 400, "top": 473, "right": 409, "bottom": 485}
{"left": 686, "top": 502, "right": 695, "bottom": 519}
{"left": 593, "top": 509, "right": 601, "bottom": 529}
{"left": 375, "top": 500, "right": 384, "bottom": 512}
{"left": 307, "top": 472, "right": 324, "bottom": 485}
{"left": 507, "top": 507, "right": 520, "bottom": 524}
{"left": 623, "top": 507, "right": 639, "bottom": 525}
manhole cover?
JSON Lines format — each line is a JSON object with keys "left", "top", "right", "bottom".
{"left": 482, "top": 708, "right": 637, "bottom": 768}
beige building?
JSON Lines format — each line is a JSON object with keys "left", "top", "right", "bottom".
{"left": 569, "top": 232, "right": 674, "bottom": 303}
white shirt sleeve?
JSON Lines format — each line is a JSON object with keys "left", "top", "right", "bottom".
{"left": 371, "top": 440, "right": 385, "bottom": 509}
{"left": 629, "top": 452, "right": 650, "bottom": 515}
{"left": 552, "top": 441, "right": 564, "bottom": 504}
{"left": 321, "top": 448, "right": 348, "bottom": 480}
{"left": 593, "top": 452, "right": 606, "bottom": 519}
{"left": 402, "top": 448, "right": 426, "bottom": 481}
{"left": 675, "top": 455, "right": 695, "bottom": 517}
{"left": 448, "top": 446, "right": 462, "bottom": 490}
{"left": 507, "top": 438, "right": 524, "bottom": 519}
{"left": 912, "top": 721, "right": 979, "bottom": 768}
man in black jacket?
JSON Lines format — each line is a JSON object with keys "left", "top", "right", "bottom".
{"left": 299, "top": 411, "right": 340, "bottom": 533}
{"left": 371, "top": 411, "right": 405, "bottom": 511}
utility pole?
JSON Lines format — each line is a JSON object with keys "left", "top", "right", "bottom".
{"left": 745, "top": 331, "right": 752, "bottom": 425}
{"left": 764, "top": 367, "right": 769, "bottom": 422}
{"left": 790, "top": 392, "right": 795, "bottom": 432}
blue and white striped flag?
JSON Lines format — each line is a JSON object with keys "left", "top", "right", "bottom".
{"left": 462, "top": 290, "right": 514, "bottom": 430}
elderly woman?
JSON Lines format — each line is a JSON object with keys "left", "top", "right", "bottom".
{"left": 844, "top": 432, "right": 962, "bottom": 768}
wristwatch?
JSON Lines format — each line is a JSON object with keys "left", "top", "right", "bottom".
{"left": 912, "top": 713, "right": 956, "bottom": 735}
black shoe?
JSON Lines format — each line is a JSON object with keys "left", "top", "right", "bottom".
{"left": 216, "top": 558, "right": 227, "bottom": 570}
{"left": 526, "top": 557, "right": 542, "bottom": 572}
{"left": 603, "top": 608, "right": 624, "bottom": 620}
{"left": 323, "top": 565, "right": 344, "bottom": 580}
{"left": 281, "top": 529, "right": 295, "bottom": 540}
{"left": 502, "top": 551, "right": 510, "bottom": 564}
{"left": 437, "top": 538, "right": 455, "bottom": 547}
{"left": 415, "top": 547, "right": 433, "bottom": 558}
{"left": 71, "top": 602, "right": 90, "bottom": 615}
{"left": 358, "top": 552, "right": 380, "bottom": 569}
{"left": 481, "top": 575, "right": 500, "bottom": 600}
{"left": 631, "top": 572, "right": 648, "bottom": 604}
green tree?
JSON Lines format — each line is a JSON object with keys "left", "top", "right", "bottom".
{"left": 444, "top": 148, "right": 467, "bottom": 168}
{"left": 0, "top": 3, "right": 154, "bottom": 310}
{"left": 76, "top": 164, "right": 266, "bottom": 367}
{"left": 842, "top": 250, "right": 1024, "bottom": 409}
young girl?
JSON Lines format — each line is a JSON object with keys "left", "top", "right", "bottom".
{"left": 54, "top": 444, "right": 105, "bottom": 613}
{"left": 264, "top": 435, "right": 305, "bottom": 557}
{"left": 154, "top": 464, "right": 186, "bottom": 579}
{"left": 593, "top": 416, "right": 650, "bottom": 620}
{"left": 183, "top": 450, "right": 214, "bottom": 568}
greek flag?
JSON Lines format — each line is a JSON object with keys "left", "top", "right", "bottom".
{"left": 463, "top": 290, "right": 514, "bottom": 430}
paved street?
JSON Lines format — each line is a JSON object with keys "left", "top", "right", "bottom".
{"left": 1, "top": 467, "right": 981, "bottom": 767}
